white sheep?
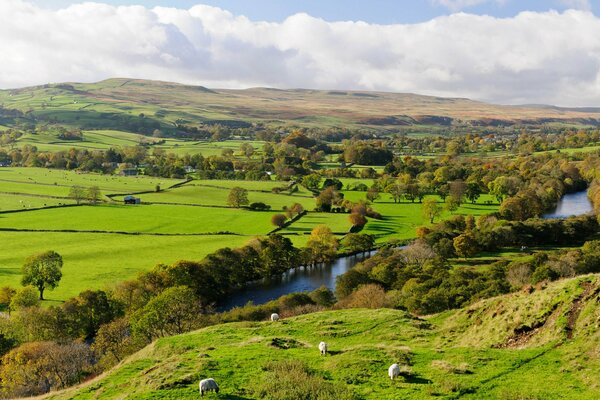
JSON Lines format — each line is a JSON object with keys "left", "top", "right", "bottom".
{"left": 199, "top": 378, "right": 219, "bottom": 396}
{"left": 271, "top": 313, "right": 280, "bottom": 322}
{"left": 388, "top": 363, "right": 400, "bottom": 380}
{"left": 318, "top": 341, "right": 328, "bottom": 356}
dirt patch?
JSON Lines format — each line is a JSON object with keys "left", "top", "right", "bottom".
{"left": 495, "top": 303, "right": 560, "bottom": 349}
{"left": 566, "top": 281, "right": 598, "bottom": 339}
{"left": 269, "top": 337, "right": 308, "bottom": 350}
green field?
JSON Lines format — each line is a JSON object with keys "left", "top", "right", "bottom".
{"left": 44, "top": 275, "right": 600, "bottom": 399}
{"left": 115, "top": 181, "right": 315, "bottom": 210}
{"left": 0, "top": 168, "right": 501, "bottom": 302}
{"left": 344, "top": 192, "right": 499, "bottom": 242}
{"left": 0, "top": 204, "right": 276, "bottom": 234}
{"left": 0, "top": 232, "right": 251, "bottom": 301}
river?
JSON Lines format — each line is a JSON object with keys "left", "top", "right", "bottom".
{"left": 543, "top": 190, "right": 593, "bottom": 219}
{"left": 220, "top": 191, "right": 592, "bottom": 310}
{"left": 219, "top": 250, "right": 377, "bottom": 311}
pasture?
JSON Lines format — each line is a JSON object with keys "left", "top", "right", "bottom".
{"left": 115, "top": 181, "right": 315, "bottom": 210}
{"left": 2, "top": 126, "right": 267, "bottom": 158}
{"left": 44, "top": 278, "right": 600, "bottom": 400}
{"left": 0, "top": 167, "right": 501, "bottom": 302}
{"left": 0, "top": 231, "right": 251, "bottom": 301}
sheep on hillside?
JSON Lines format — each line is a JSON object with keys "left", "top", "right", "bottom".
{"left": 271, "top": 313, "right": 280, "bottom": 322}
{"left": 388, "top": 363, "right": 400, "bottom": 380}
{"left": 318, "top": 341, "right": 328, "bottom": 356}
{"left": 199, "top": 378, "right": 219, "bottom": 396}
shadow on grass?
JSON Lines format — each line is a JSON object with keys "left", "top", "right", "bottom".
{"left": 404, "top": 375, "right": 432, "bottom": 385}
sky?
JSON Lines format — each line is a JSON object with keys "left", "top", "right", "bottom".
{"left": 2, "top": 0, "right": 600, "bottom": 106}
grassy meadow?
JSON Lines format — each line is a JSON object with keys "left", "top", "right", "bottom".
{"left": 0, "top": 167, "right": 501, "bottom": 302}
{"left": 44, "top": 275, "right": 600, "bottom": 399}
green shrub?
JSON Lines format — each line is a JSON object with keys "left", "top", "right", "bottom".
{"left": 254, "top": 360, "right": 360, "bottom": 400}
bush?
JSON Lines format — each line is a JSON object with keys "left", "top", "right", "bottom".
{"left": 10, "top": 286, "right": 39, "bottom": 311}
{"left": 250, "top": 202, "right": 272, "bottom": 211}
{"left": 254, "top": 360, "right": 359, "bottom": 400}
{"left": 335, "top": 284, "right": 388, "bottom": 309}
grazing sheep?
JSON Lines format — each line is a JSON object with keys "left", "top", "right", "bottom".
{"left": 318, "top": 341, "right": 328, "bottom": 356}
{"left": 199, "top": 378, "right": 219, "bottom": 396}
{"left": 271, "top": 313, "right": 280, "bottom": 322}
{"left": 388, "top": 363, "right": 400, "bottom": 380}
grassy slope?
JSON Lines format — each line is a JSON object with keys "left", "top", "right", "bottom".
{"left": 44, "top": 275, "right": 600, "bottom": 400}
{"left": 2, "top": 78, "right": 600, "bottom": 130}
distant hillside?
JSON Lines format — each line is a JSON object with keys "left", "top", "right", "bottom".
{"left": 1, "top": 78, "right": 600, "bottom": 133}
{"left": 45, "top": 275, "right": 600, "bottom": 399}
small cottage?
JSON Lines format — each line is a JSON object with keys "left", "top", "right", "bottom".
{"left": 124, "top": 196, "right": 141, "bottom": 205}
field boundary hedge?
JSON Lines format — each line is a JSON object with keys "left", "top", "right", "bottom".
{"left": 267, "top": 210, "right": 308, "bottom": 235}
{"left": 0, "top": 203, "right": 82, "bottom": 215}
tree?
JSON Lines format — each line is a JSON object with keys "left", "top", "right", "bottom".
{"left": 132, "top": 286, "right": 202, "bottom": 340}
{"left": 93, "top": 317, "right": 138, "bottom": 366}
{"left": 0, "top": 286, "right": 16, "bottom": 312}
{"left": 306, "top": 225, "right": 338, "bottom": 265}
{"left": 422, "top": 198, "right": 441, "bottom": 223}
{"left": 227, "top": 187, "right": 249, "bottom": 208}
{"left": 69, "top": 185, "right": 85, "bottom": 205}
{"left": 465, "top": 182, "right": 482, "bottom": 204}
{"left": 240, "top": 142, "right": 255, "bottom": 158}
{"left": 348, "top": 212, "right": 367, "bottom": 227}
{"left": 87, "top": 186, "right": 102, "bottom": 205}
{"left": 271, "top": 214, "right": 287, "bottom": 228}
{"left": 0, "top": 341, "right": 93, "bottom": 397}
{"left": 445, "top": 197, "right": 460, "bottom": 214}
{"left": 341, "top": 233, "right": 375, "bottom": 254}
{"left": 301, "top": 173, "right": 321, "bottom": 190}
{"left": 453, "top": 233, "right": 478, "bottom": 258}
{"left": 449, "top": 180, "right": 466, "bottom": 205}
{"left": 21, "top": 251, "right": 63, "bottom": 300}
{"left": 316, "top": 187, "right": 342, "bottom": 212}
{"left": 9, "top": 286, "right": 39, "bottom": 310}
{"left": 385, "top": 183, "right": 404, "bottom": 203}
{"left": 62, "top": 290, "right": 119, "bottom": 340}
{"left": 366, "top": 187, "right": 380, "bottom": 202}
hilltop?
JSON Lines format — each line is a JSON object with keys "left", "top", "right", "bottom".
{"left": 44, "top": 274, "right": 600, "bottom": 399}
{"left": 2, "top": 78, "right": 600, "bottom": 132}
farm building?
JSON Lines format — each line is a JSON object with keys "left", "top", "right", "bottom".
{"left": 120, "top": 168, "right": 139, "bottom": 176}
{"left": 123, "top": 196, "right": 141, "bottom": 205}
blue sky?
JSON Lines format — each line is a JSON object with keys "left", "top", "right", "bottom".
{"left": 31, "top": 0, "right": 598, "bottom": 24}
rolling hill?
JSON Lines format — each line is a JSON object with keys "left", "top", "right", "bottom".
{"left": 43, "top": 274, "right": 600, "bottom": 399}
{"left": 2, "top": 78, "right": 600, "bottom": 132}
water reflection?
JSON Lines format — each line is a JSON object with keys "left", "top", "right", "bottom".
{"left": 543, "top": 191, "right": 593, "bottom": 219}
{"left": 219, "top": 250, "right": 376, "bottom": 310}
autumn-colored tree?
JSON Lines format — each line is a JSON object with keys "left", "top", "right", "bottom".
{"left": 366, "top": 187, "right": 380, "bottom": 202}
{"left": 422, "top": 197, "right": 441, "bottom": 223}
{"left": 306, "top": 225, "right": 338, "bottom": 265}
{"left": 453, "top": 233, "right": 479, "bottom": 258}
{"left": 271, "top": 214, "right": 287, "bottom": 228}
{"left": 348, "top": 212, "right": 367, "bottom": 227}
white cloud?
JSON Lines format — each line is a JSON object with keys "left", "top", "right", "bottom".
{"left": 0, "top": 1, "right": 600, "bottom": 106}
{"left": 432, "top": 0, "right": 507, "bottom": 12}
{"left": 558, "top": 0, "right": 592, "bottom": 11}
